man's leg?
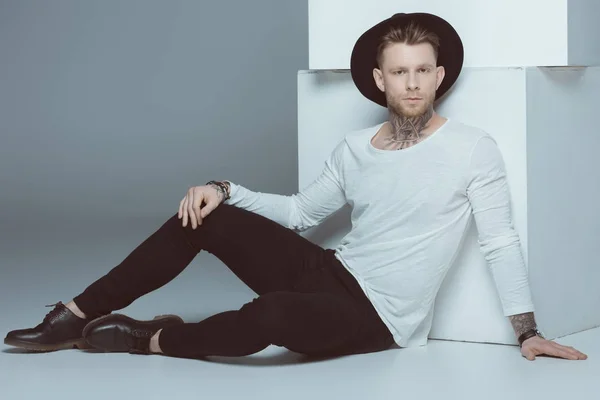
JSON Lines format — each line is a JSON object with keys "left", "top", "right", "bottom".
{"left": 83, "top": 255, "right": 395, "bottom": 358}
{"left": 71, "top": 203, "right": 329, "bottom": 316}
{"left": 88, "top": 290, "right": 394, "bottom": 358}
{"left": 4, "top": 204, "right": 330, "bottom": 350}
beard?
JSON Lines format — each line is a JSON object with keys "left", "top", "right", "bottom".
{"left": 386, "top": 90, "right": 435, "bottom": 118}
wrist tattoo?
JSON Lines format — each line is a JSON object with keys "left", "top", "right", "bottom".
{"left": 509, "top": 312, "right": 537, "bottom": 338}
{"left": 207, "top": 181, "right": 228, "bottom": 202}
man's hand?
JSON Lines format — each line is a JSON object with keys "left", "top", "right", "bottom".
{"left": 178, "top": 184, "right": 225, "bottom": 229}
{"left": 520, "top": 335, "right": 588, "bottom": 361}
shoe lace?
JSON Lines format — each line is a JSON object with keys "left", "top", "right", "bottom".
{"left": 131, "top": 329, "right": 153, "bottom": 338}
{"left": 43, "top": 302, "right": 65, "bottom": 323}
{"left": 129, "top": 330, "right": 153, "bottom": 353}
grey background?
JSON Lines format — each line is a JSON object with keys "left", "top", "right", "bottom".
{"left": 0, "top": 0, "right": 307, "bottom": 325}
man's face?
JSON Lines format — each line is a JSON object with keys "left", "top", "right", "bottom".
{"left": 373, "top": 42, "right": 445, "bottom": 118}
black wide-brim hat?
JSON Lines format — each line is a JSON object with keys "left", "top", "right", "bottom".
{"left": 350, "top": 12, "right": 464, "bottom": 108}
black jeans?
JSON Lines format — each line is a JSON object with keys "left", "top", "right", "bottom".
{"left": 73, "top": 204, "right": 394, "bottom": 358}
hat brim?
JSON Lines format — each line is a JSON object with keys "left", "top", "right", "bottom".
{"left": 350, "top": 13, "right": 464, "bottom": 108}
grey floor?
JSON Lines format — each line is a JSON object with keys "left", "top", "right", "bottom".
{"left": 1, "top": 218, "right": 597, "bottom": 400}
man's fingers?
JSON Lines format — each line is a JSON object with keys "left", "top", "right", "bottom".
{"left": 179, "top": 187, "right": 222, "bottom": 230}
{"left": 178, "top": 197, "right": 184, "bottom": 219}
{"left": 554, "top": 346, "right": 576, "bottom": 360}
{"left": 522, "top": 348, "right": 536, "bottom": 361}
{"left": 192, "top": 192, "right": 204, "bottom": 228}
{"left": 200, "top": 201, "right": 217, "bottom": 219}
{"left": 523, "top": 339, "right": 588, "bottom": 361}
{"left": 543, "top": 343, "right": 581, "bottom": 360}
{"left": 187, "top": 190, "right": 197, "bottom": 229}
{"left": 559, "top": 344, "right": 588, "bottom": 360}
{"left": 566, "top": 345, "right": 588, "bottom": 359}
{"left": 182, "top": 197, "right": 189, "bottom": 227}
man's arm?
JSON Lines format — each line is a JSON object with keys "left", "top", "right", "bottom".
{"left": 465, "top": 136, "right": 535, "bottom": 317}
{"left": 218, "top": 139, "right": 348, "bottom": 232}
{"left": 467, "top": 136, "right": 587, "bottom": 360}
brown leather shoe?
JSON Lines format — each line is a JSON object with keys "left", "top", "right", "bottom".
{"left": 82, "top": 313, "right": 184, "bottom": 354}
{"left": 4, "top": 301, "right": 99, "bottom": 351}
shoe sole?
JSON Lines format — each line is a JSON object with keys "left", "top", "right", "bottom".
{"left": 3, "top": 336, "right": 91, "bottom": 352}
{"left": 82, "top": 313, "right": 184, "bottom": 352}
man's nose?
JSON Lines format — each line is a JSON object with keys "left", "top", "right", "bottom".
{"left": 406, "top": 78, "right": 419, "bottom": 90}
{"left": 406, "top": 72, "right": 420, "bottom": 90}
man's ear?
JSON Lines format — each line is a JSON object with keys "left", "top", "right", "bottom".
{"left": 373, "top": 68, "right": 385, "bottom": 92}
{"left": 435, "top": 66, "right": 446, "bottom": 90}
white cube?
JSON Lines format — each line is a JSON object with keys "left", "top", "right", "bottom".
{"left": 297, "top": 66, "right": 600, "bottom": 345}
{"left": 309, "top": 0, "right": 600, "bottom": 69}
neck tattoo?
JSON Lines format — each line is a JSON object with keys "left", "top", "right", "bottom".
{"left": 387, "top": 106, "right": 434, "bottom": 144}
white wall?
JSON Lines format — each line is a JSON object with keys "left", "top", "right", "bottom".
{"left": 308, "top": 0, "right": 600, "bottom": 70}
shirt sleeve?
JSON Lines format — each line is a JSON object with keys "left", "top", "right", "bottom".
{"left": 466, "top": 135, "right": 535, "bottom": 316}
{"left": 222, "top": 140, "right": 348, "bottom": 232}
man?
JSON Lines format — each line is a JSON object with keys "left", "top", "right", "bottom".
{"left": 4, "top": 13, "right": 587, "bottom": 361}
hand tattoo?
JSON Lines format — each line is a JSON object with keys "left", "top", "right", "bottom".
{"left": 509, "top": 312, "right": 537, "bottom": 338}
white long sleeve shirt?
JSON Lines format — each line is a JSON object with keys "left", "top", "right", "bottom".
{"left": 224, "top": 118, "right": 535, "bottom": 347}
